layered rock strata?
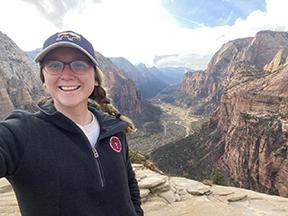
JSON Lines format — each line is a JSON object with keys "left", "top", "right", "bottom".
{"left": 0, "top": 31, "right": 43, "bottom": 119}
{"left": 153, "top": 31, "right": 288, "bottom": 196}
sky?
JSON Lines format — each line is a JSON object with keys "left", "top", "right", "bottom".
{"left": 0, "top": 0, "right": 287, "bottom": 69}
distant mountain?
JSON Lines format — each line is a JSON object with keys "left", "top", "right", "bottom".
{"left": 151, "top": 30, "right": 288, "bottom": 197}
{"left": 143, "top": 66, "right": 186, "bottom": 85}
{"left": 110, "top": 57, "right": 168, "bottom": 98}
{"left": 26, "top": 48, "right": 42, "bottom": 60}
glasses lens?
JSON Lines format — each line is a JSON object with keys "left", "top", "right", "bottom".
{"left": 44, "top": 61, "right": 64, "bottom": 74}
{"left": 70, "top": 60, "right": 91, "bottom": 73}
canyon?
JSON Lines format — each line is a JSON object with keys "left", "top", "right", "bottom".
{"left": 151, "top": 30, "right": 288, "bottom": 197}
{"left": 1, "top": 28, "right": 288, "bottom": 214}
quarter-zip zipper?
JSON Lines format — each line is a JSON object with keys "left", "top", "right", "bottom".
{"left": 91, "top": 146, "right": 105, "bottom": 188}
{"left": 92, "top": 147, "right": 99, "bottom": 158}
{"left": 73, "top": 122, "right": 105, "bottom": 189}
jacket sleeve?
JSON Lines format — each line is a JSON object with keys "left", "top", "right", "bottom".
{"left": 123, "top": 134, "right": 144, "bottom": 216}
{"left": 0, "top": 111, "right": 29, "bottom": 178}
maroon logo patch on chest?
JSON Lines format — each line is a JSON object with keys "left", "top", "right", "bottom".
{"left": 109, "top": 136, "right": 122, "bottom": 153}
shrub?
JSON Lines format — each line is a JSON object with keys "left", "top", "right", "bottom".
{"left": 129, "top": 149, "right": 145, "bottom": 164}
{"left": 211, "top": 170, "right": 226, "bottom": 185}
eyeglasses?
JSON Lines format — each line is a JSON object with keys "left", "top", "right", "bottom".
{"left": 42, "top": 60, "right": 93, "bottom": 75}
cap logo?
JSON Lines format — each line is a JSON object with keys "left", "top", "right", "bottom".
{"left": 109, "top": 136, "right": 122, "bottom": 153}
{"left": 56, "top": 32, "right": 81, "bottom": 41}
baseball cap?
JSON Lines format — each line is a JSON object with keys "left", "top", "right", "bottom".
{"left": 34, "top": 30, "right": 99, "bottom": 66}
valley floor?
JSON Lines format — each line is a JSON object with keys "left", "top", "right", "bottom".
{"left": 128, "top": 100, "right": 203, "bottom": 154}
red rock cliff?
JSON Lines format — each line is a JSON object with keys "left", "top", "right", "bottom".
{"left": 154, "top": 31, "right": 288, "bottom": 196}
{"left": 204, "top": 31, "right": 288, "bottom": 196}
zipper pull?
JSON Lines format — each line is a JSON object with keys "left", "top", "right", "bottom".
{"left": 92, "top": 147, "right": 99, "bottom": 158}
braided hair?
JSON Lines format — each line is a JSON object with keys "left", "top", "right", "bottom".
{"left": 88, "top": 66, "right": 136, "bottom": 133}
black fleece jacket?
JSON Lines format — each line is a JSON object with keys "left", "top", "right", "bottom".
{"left": 0, "top": 102, "right": 143, "bottom": 216}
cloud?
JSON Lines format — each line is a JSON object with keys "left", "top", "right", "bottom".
{"left": 154, "top": 53, "right": 212, "bottom": 69}
{"left": 149, "top": 0, "right": 288, "bottom": 69}
{"left": 214, "top": 0, "right": 288, "bottom": 45}
{"left": 0, "top": 0, "right": 59, "bottom": 50}
{"left": 1, "top": 0, "right": 288, "bottom": 70}
{"left": 22, "top": 0, "right": 101, "bottom": 28}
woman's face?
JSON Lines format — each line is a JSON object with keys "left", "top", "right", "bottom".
{"left": 41, "top": 47, "right": 96, "bottom": 112}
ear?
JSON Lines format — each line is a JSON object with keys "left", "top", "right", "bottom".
{"left": 42, "top": 83, "right": 49, "bottom": 94}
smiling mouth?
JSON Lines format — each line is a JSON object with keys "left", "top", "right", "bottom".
{"left": 59, "top": 86, "right": 81, "bottom": 91}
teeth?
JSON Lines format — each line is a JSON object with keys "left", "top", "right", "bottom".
{"left": 59, "top": 86, "right": 80, "bottom": 91}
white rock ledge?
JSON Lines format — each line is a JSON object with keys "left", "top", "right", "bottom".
{"left": 133, "top": 164, "right": 288, "bottom": 216}
{"left": 0, "top": 164, "right": 288, "bottom": 216}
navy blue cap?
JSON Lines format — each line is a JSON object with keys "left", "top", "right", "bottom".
{"left": 34, "top": 30, "right": 99, "bottom": 66}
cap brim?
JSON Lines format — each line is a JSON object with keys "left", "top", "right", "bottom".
{"left": 34, "top": 41, "right": 99, "bottom": 66}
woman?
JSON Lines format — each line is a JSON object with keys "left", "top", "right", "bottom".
{"left": 0, "top": 30, "right": 144, "bottom": 216}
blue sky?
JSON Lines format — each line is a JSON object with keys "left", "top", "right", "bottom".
{"left": 0, "top": 0, "right": 286, "bottom": 69}
{"left": 162, "top": 0, "right": 266, "bottom": 27}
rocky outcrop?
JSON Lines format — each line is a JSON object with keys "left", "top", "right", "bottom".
{"left": 2, "top": 164, "right": 288, "bottom": 216}
{"left": 181, "top": 70, "right": 206, "bottom": 97}
{"left": 0, "top": 31, "right": 43, "bottom": 119}
{"left": 152, "top": 31, "right": 288, "bottom": 196}
{"left": 135, "top": 164, "right": 288, "bottom": 216}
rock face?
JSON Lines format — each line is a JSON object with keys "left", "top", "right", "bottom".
{"left": 152, "top": 31, "right": 288, "bottom": 196}
{"left": 2, "top": 164, "right": 288, "bottom": 216}
{"left": 0, "top": 31, "right": 43, "bottom": 119}
{"left": 95, "top": 52, "right": 144, "bottom": 117}
{"left": 180, "top": 31, "right": 288, "bottom": 113}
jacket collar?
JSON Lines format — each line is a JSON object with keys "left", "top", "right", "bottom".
{"left": 35, "top": 99, "right": 128, "bottom": 140}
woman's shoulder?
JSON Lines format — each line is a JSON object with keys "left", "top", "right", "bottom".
{"left": 2, "top": 110, "right": 39, "bottom": 129}
{"left": 4, "top": 110, "right": 33, "bottom": 120}
{"left": 0, "top": 110, "right": 35, "bottom": 142}
{"left": 3, "top": 110, "right": 33, "bottom": 120}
